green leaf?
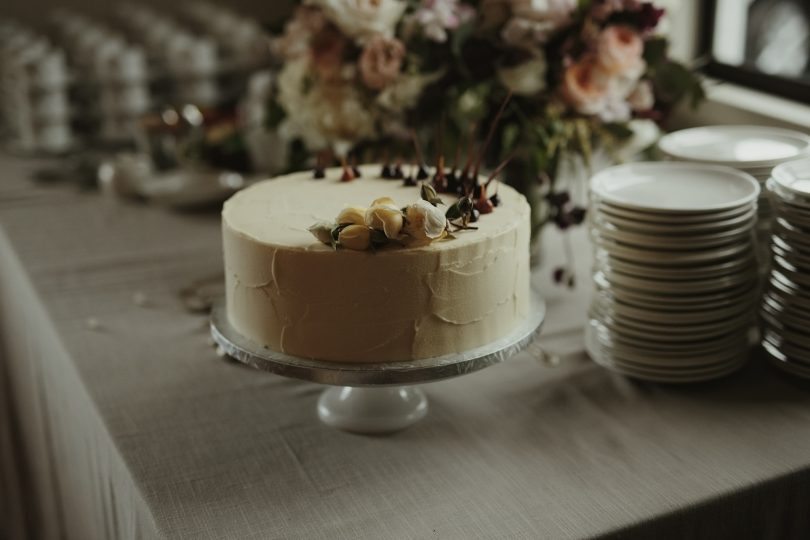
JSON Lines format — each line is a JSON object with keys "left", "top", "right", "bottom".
{"left": 445, "top": 201, "right": 463, "bottom": 220}
{"left": 574, "top": 119, "right": 592, "bottom": 168}
{"left": 264, "top": 100, "right": 286, "bottom": 129}
{"left": 654, "top": 61, "right": 697, "bottom": 104}
{"left": 601, "top": 123, "right": 635, "bottom": 140}
{"left": 451, "top": 20, "right": 475, "bottom": 60}
{"left": 500, "top": 123, "right": 521, "bottom": 157}
{"left": 643, "top": 38, "right": 669, "bottom": 68}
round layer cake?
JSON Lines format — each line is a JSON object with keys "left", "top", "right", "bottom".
{"left": 222, "top": 166, "right": 531, "bottom": 362}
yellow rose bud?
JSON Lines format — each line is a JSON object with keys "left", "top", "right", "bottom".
{"left": 338, "top": 224, "right": 371, "bottom": 251}
{"left": 336, "top": 206, "right": 367, "bottom": 225}
{"left": 365, "top": 204, "right": 404, "bottom": 239}
{"left": 371, "top": 196, "right": 396, "bottom": 207}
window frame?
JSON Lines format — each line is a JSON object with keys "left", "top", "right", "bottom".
{"left": 701, "top": 0, "right": 810, "bottom": 105}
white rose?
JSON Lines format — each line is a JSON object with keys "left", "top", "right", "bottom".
{"left": 306, "top": 0, "right": 407, "bottom": 42}
{"left": 404, "top": 200, "right": 447, "bottom": 246}
{"left": 308, "top": 221, "right": 334, "bottom": 245}
{"left": 365, "top": 203, "right": 404, "bottom": 239}
{"left": 497, "top": 55, "right": 547, "bottom": 95}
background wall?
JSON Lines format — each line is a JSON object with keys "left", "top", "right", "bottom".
{"left": 4, "top": 0, "right": 699, "bottom": 52}
{"left": 2, "top": 0, "right": 295, "bottom": 28}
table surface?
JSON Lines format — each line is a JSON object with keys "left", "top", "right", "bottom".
{"left": 2, "top": 153, "right": 810, "bottom": 540}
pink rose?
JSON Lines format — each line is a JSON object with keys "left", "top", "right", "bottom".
{"left": 359, "top": 35, "right": 405, "bottom": 90}
{"left": 561, "top": 57, "right": 610, "bottom": 116}
{"left": 597, "top": 25, "right": 645, "bottom": 78}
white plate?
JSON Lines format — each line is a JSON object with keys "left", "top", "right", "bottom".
{"left": 590, "top": 309, "right": 751, "bottom": 343}
{"left": 763, "top": 343, "right": 810, "bottom": 379}
{"left": 589, "top": 320, "right": 751, "bottom": 356}
{"left": 772, "top": 242, "right": 810, "bottom": 271}
{"left": 762, "top": 329, "right": 810, "bottom": 364}
{"left": 658, "top": 126, "right": 810, "bottom": 169}
{"left": 592, "top": 206, "right": 757, "bottom": 235}
{"left": 772, "top": 158, "right": 810, "bottom": 198}
{"left": 765, "top": 286, "right": 810, "bottom": 317}
{"left": 594, "top": 271, "right": 757, "bottom": 304}
{"left": 767, "top": 178, "right": 810, "bottom": 209}
{"left": 772, "top": 256, "right": 810, "bottom": 288}
{"left": 591, "top": 222, "right": 754, "bottom": 251}
{"left": 595, "top": 250, "right": 757, "bottom": 281}
{"left": 596, "top": 288, "right": 755, "bottom": 315}
{"left": 769, "top": 272, "right": 810, "bottom": 301}
{"left": 589, "top": 302, "right": 753, "bottom": 337}
{"left": 595, "top": 267, "right": 756, "bottom": 295}
{"left": 586, "top": 329, "right": 747, "bottom": 383}
{"left": 594, "top": 200, "right": 754, "bottom": 224}
{"left": 593, "top": 235, "right": 754, "bottom": 267}
{"left": 773, "top": 219, "right": 810, "bottom": 251}
{"left": 593, "top": 294, "right": 754, "bottom": 325}
{"left": 590, "top": 162, "right": 760, "bottom": 214}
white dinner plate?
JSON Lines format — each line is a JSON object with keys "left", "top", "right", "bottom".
{"left": 771, "top": 158, "right": 810, "bottom": 198}
{"left": 772, "top": 256, "right": 810, "bottom": 288}
{"left": 763, "top": 343, "right": 810, "bottom": 379}
{"left": 586, "top": 329, "right": 748, "bottom": 383}
{"left": 762, "top": 329, "right": 810, "bottom": 364}
{"left": 589, "top": 303, "right": 753, "bottom": 338}
{"left": 658, "top": 126, "right": 810, "bottom": 169}
{"left": 594, "top": 200, "right": 754, "bottom": 224}
{"left": 589, "top": 320, "right": 751, "bottom": 360}
{"left": 590, "top": 162, "right": 760, "bottom": 214}
{"left": 767, "top": 178, "right": 810, "bottom": 209}
{"left": 593, "top": 294, "right": 753, "bottom": 325}
{"left": 591, "top": 206, "right": 757, "bottom": 235}
{"left": 592, "top": 236, "right": 754, "bottom": 267}
{"left": 596, "top": 288, "right": 755, "bottom": 314}
{"left": 591, "top": 222, "right": 754, "bottom": 251}
{"left": 595, "top": 250, "right": 756, "bottom": 281}
{"left": 594, "top": 271, "right": 757, "bottom": 304}
{"left": 595, "top": 267, "right": 756, "bottom": 295}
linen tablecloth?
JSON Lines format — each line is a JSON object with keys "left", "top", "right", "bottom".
{"left": 2, "top": 153, "right": 810, "bottom": 540}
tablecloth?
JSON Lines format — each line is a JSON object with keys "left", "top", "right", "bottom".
{"left": 2, "top": 154, "right": 810, "bottom": 540}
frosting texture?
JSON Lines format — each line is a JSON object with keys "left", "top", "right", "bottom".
{"left": 222, "top": 166, "right": 531, "bottom": 362}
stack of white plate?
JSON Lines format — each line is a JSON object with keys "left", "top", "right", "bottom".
{"left": 586, "top": 162, "right": 761, "bottom": 383}
{"left": 659, "top": 126, "right": 810, "bottom": 273}
{"left": 761, "top": 158, "right": 810, "bottom": 378}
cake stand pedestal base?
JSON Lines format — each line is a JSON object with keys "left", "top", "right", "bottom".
{"left": 210, "top": 293, "right": 545, "bottom": 434}
{"left": 317, "top": 386, "right": 428, "bottom": 434}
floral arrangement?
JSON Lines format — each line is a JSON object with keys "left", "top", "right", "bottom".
{"left": 268, "top": 0, "right": 702, "bottom": 251}
{"left": 309, "top": 181, "right": 493, "bottom": 251}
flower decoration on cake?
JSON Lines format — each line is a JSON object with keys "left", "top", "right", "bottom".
{"left": 309, "top": 187, "right": 457, "bottom": 250}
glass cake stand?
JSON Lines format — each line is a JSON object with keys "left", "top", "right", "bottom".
{"left": 210, "top": 294, "right": 546, "bottom": 434}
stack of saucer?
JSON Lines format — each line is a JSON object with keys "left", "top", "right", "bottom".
{"left": 658, "top": 126, "right": 810, "bottom": 273}
{"left": 761, "top": 158, "right": 810, "bottom": 378}
{"left": 586, "top": 162, "right": 761, "bottom": 382}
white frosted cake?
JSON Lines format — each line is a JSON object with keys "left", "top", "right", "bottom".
{"left": 222, "top": 166, "right": 531, "bottom": 362}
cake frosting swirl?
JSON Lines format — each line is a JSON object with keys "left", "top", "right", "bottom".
{"left": 222, "top": 165, "right": 531, "bottom": 362}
